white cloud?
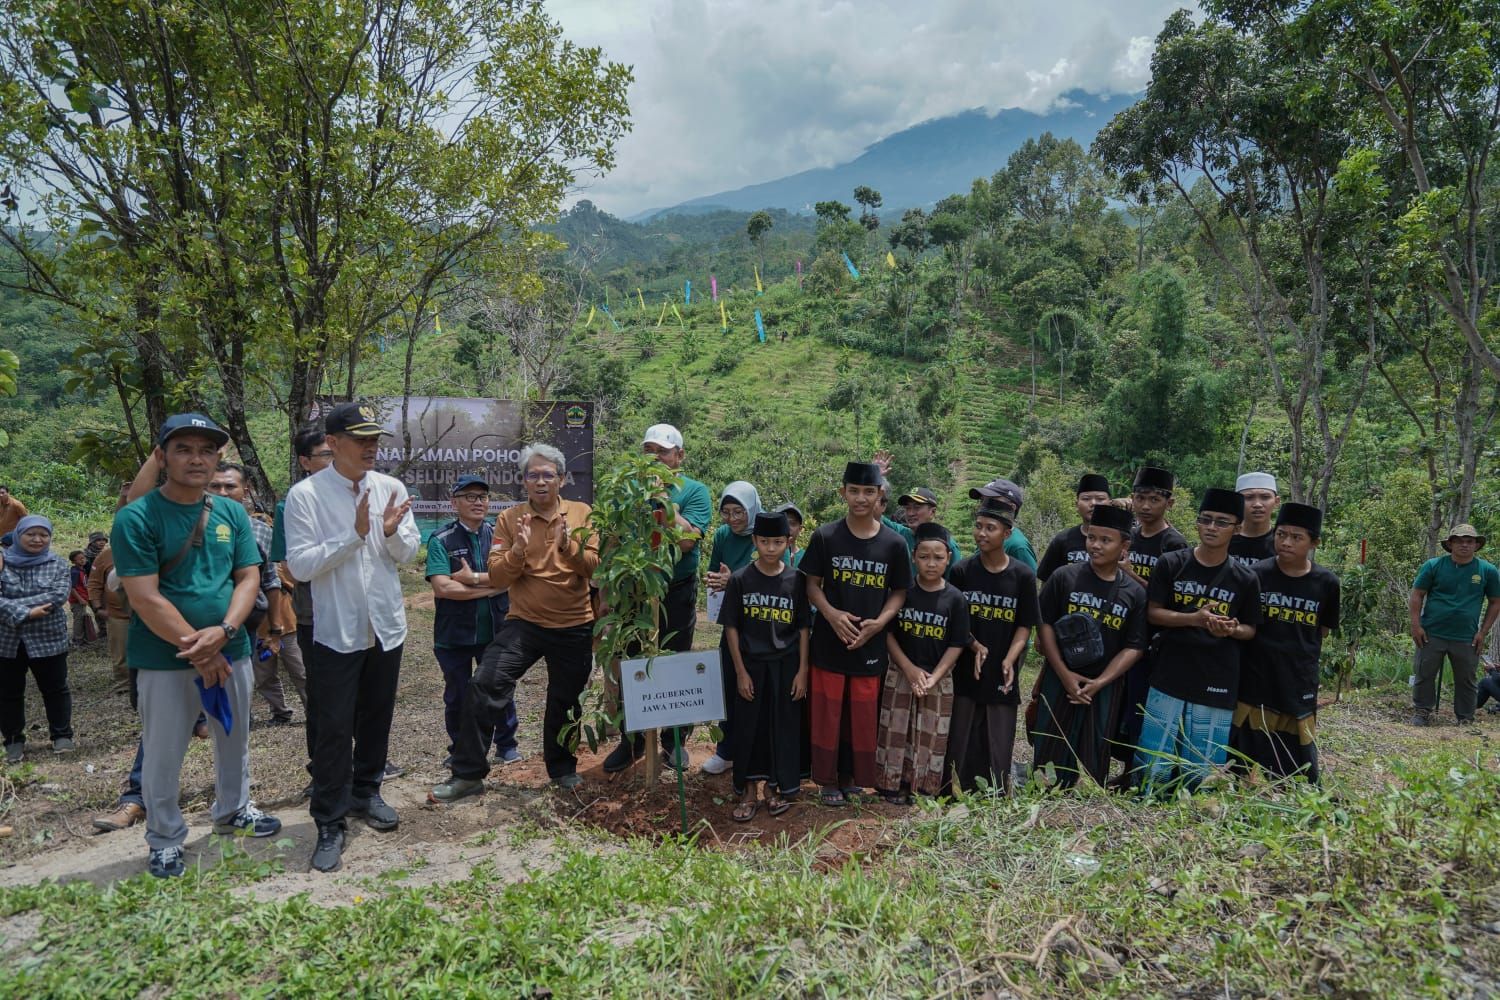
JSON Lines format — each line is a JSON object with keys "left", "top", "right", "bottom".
{"left": 549, "top": 0, "right": 1191, "bottom": 216}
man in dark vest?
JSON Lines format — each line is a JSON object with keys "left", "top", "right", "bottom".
{"left": 426, "top": 475, "right": 520, "bottom": 768}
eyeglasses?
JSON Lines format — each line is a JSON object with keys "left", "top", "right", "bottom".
{"left": 1196, "top": 515, "right": 1238, "bottom": 529}
{"left": 310, "top": 450, "right": 334, "bottom": 460}
{"left": 454, "top": 493, "right": 489, "bottom": 503}
{"left": 524, "top": 470, "right": 559, "bottom": 483}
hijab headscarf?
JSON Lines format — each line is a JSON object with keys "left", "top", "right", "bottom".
{"left": 719, "top": 481, "right": 763, "bottom": 537}
{"left": 6, "top": 515, "right": 56, "bottom": 569}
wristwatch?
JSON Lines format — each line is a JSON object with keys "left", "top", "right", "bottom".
{"left": 220, "top": 621, "right": 239, "bottom": 642}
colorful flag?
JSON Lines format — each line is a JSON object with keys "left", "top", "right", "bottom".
{"left": 587, "top": 305, "right": 596, "bottom": 327}
{"left": 658, "top": 300, "right": 669, "bottom": 327}
{"left": 685, "top": 280, "right": 692, "bottom": 305}
{"left": 842, "top": 253, "right": 861, "bottom": 280}
{"left": 671, "top": 303, "right": 685, "bottom": 328}
{"left": 711, "top": 275, "right": 718, "bottom": 302}
{"left": 434, "top": 314, "right": 443, "bottom": 335}
{"left": 637, "top": 288, "right": 646, "bottom": 313}
{"left": 720, "top": 301, "right": 728, "bottom": 330}
{"left": 601, "top": 304, "right": 621, "bottom": 331}
{"left": 754, "top": 265, "right": 763, "bottom": 294}
{"left": 796, "top": 259, "right": 803, "bottom": 288}
{"left": 754, "top": 310, "right": 766, "bottom": 343}
{"left": 886, "top": 251, "right": 897, "bottom": 269}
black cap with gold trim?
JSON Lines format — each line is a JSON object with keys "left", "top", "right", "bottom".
{"left": 324, "top": 401, "right": 388, "bottom": 438}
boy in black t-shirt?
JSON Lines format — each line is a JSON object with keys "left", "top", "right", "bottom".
{"left": 877, "top": 523, "right": 969, "bottom": 802}
{"left": 1113, "top": 465, "right": 1189, "bottom": 780}
{"left": 949, "top": 499, "right": 1039, "bottom": 793}
{"left": 1037, "top": 474, "right": 1112, "bottom": 583}
{"left": 799, "top": 461, "right": 912, "bottom": 806}
{"left": 723, "top": 511, "right": 810, "bottom": 821}
{"left": 1231, "top": 502, "right": 1340, "bottom": 782}
{"left": 1032, "top": 504, "right": 1149, "bottom": 788}
{"left": 1228, "top": 472, "right": 1280, "bottom": 567}
{"left": 1134, "top": 488, "right": 1262, "bottom": 794}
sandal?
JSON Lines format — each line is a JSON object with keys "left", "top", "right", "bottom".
{"left": 820, "top": 789, "right": 847, "bottom": 807}
{"left": 732, "top": 799, "right": 759, "bottom": 823}
{"left": 840, "top": 786, "right": 866, "bottom": 805}
{"left": 766, "top": 795, "right": 793, "bottom": 817}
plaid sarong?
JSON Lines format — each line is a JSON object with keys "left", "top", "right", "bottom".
{"left": 876, "top": 665, "right": 954, "bottom": 796}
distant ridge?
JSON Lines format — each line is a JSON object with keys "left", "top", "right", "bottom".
{"left": 630, "top": 89, "right": 1139, "bottom": 222}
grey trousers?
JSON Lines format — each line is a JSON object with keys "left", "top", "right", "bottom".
{"left": 1414, "top": 637, "right": 1481, "bottom": 719}
{"left": 255, "top": 632, "right": 309, "bottom": 720}
{"left": 138, "top": 659, "right": 253, "bottom": 850}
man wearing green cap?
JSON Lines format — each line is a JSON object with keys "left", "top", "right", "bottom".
{"left": 1408, "top": 525, "right": 1500, "bottom": 726}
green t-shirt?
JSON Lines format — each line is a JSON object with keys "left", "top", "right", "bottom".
{"left": 1006, "top": 526, "right": 1037, "bottom": 571}
{"left": 1414, "top": 555, "right": 1500, "bottom": 641}
{"left": 426, "top": 528, "right": 493, "bottom": 649}
{"left": 707, "top": 524, "right": 758, "bottom": 576}
{"left": 669, "top": 476, "right": 713, "bottom": 584}
{"left": 111, "top": 491, "right": 261, "bottom": 670}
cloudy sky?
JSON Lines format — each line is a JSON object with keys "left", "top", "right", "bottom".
{"left": 548, "top": 0, "right": 1191, "bottom": 217}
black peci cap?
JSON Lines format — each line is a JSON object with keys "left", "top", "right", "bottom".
{"left": 843, "top": 461, "right": 883, "bottom": 487}
{"left": 1132, "top": 466, "right": 1175, "bottom": 494}
{"left": 753, "top": 511, "right": 791, "bottom": 537}
{"left": 1089, "top": 504, "right": 1134, "bottom": 536}
{"left": 1199, "top": 487, "right": 1246, "bottom": 521}
{"left": 913, "top": 522, "right": 951, "bottom": 545}
{"left": 1078, "top": 473, "right": 1110, "bottom": 495}
{"left": 1275, "top": 502, "right": 1323, "bottom": 539}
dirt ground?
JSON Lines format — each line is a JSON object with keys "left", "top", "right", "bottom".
{"left": 1, "top": 600, "right": 1494, "bottom": 901}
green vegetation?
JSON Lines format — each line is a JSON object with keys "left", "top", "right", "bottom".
{"left": 2, "top": 698, "right": 1495, "bottom": 996}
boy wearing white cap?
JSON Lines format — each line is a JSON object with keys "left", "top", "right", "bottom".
{"left": 1229, "top": 472, "right": 1280, "bottom": 567}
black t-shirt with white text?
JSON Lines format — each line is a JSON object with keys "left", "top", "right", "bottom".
{"left": 1128, "top": 524, "right": 1190, "bottom": 583}
{"left": 1229, "top": 531, "right": 1277, "bottom": 568}
{"left": 890, "top": 582, "right": 970, "bottom": 674}
{"left": 721, "top": 562, "right": 810, "bottom": 660}
{"left": 1038, "top": 563, "right": 1149, "bottom": 679}
{"left": 951, "top": 555, "right": 1040, "bottom": 704}
{"left": 1147, "top": 548, "right": 1262, "bottom": 709}
{"left": 799, "top": 519, "right": 913, "bottom": 676}
{"left": 1241, "top": 559, "right": 1341, "bottom": 717}
{"left": 1037, "top": 524, "right": 1090, "bottom": 582}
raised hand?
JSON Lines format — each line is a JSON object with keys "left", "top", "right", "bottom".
{"left": 354, "top": 490, "right": 372, "bottom": 538}
{"left": 382, "top": 493, "right": 411, "bottom": 537}
{"left": 872, "top": 450, "right": 894, "bottom": 477}
{"left": 552, "top": 513, "right": 569, "bottom": 552}
{"left": 513, "top": 512, "right": 534, "bottom": 551}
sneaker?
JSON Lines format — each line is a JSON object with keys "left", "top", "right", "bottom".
{"left": 700, "top": 753, "right": 731, "bottom": 775}
{"left": 552, "top": 772, "right": 583, "bottom": 790}
{"left": 496, "top": 747, "right": 524, "bottom": 765}
{"left": 430, "top": 777, "right": 484, "bottom": 803}
{"left": 92, "top": 802, "right": 146, "bottom": 832}
{"left": 148, "top": 845, "right": 186, "bottom": 879}
{"left": 310, "top": 824, "right": 344, "bottom": 873}
{"left": 268, "top": 716, "right": 294, "bottom": 728}
{"left": 4, "top": 742, "right": 22, "bottom": 765}
{"left": 1410, "top": 710, "right": 1431, "bottom": 727}
{"left": 382, "top": 761, "right": 405, "bottom": 779}
{"left": 52, "top": 737, "right": 77, "bottom": 754}
{"left": 602, "top": 735, "right": 644, "bottom": 775}
{"left": 663, "top": 746, "right": 687, "bottom": 771}
{"left": 350, "top": 794, "right": 398, "bottom": 831}
{"left": 1486, "top": 703, "right": 1500, "bottom": 715}
{"left": 212, "top": 803, "right": 282, "bottom": 838}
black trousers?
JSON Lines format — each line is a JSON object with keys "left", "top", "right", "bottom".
{"left": 730, "top": 649, "right": 802, "bottom": 795}
{"left": 306, "top": 639, "right": 403, "bottom": 828}
{"left": 299, "top": 623, "right": 318, "bottom": 773}
{"left": 454, "top": 619, "right": 593, "bottom": 781}
{"left": 0, "top": 643, "right": 72, "bottom": 746}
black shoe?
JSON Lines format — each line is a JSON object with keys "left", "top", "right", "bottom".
{"left": 350, "top": 794, "right": 399, "bottom": 831}
{"left": 382, "top": 761, "right": 405, "bottom": 779}
{"left": 301, "top": 782, "right": 313, "bottom": 800}
{"left": 268, "top": 716, "right": 294, "bottom": 728}
{"left": 148, "top": 845, "right": 186, "bottom": 878}
{"left": 311, "top": 824, "right": 345, "bottom": 873}
{"left": 602, "top": 734, "right": 645, "bottom": 775}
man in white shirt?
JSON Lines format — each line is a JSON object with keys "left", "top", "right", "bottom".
{"left": 284, "top": 401, "right": 420, "bottom": 873}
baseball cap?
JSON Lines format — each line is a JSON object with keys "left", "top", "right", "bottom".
{"left": 158, "top": 413, "right": 230, "bottom": 448}
{"left": 324, "top": 401, "right": 388, "bottom": 437}
{"left": 643, "top": 424, "right": 684, "bottom": 449}
{"left": 969, "top": 477, "right": 1024, "bottom": 509}
{"left": 450, "top": 475, "right": 491, "bottom": 496}
{"left": 898, "top": 487, "right": 938, "bottom": 507}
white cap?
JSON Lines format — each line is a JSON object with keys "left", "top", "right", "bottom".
{"left": 642, "top": 423, "right": 684, "bottom": 449}
{"left": 1236, "top": 471, "right": 1278, "bottom": 493}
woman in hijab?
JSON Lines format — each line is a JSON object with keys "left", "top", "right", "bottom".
{"left": 1, "top": 515, "right": 75, "bottom": 763}
{"left": 701, "top": 481, "right": 763, "bottom": 775}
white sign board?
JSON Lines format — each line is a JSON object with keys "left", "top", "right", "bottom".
{"left": 621, "top": 650, "right": 726, "bottom": 734}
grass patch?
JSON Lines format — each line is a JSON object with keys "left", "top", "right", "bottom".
{"left": 3, "top": 710, "right": 1497, "bottom": 997}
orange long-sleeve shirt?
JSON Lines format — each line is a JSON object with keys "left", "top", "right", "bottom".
{"left": 487, "top": 499, "right": 599, "bottom": 629}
